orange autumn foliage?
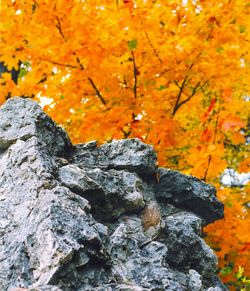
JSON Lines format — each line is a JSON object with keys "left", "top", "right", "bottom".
{"left": 0, "top": 0, "right": 249, "bottom": 287}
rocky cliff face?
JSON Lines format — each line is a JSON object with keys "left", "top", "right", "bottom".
{"left": 0, "top": 98, "right": 227, "bottom": 291}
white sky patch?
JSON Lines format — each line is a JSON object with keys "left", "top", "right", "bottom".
{"left": 243, "top": 95, "right": 250, "bottom": 102}
{"left": 61, "top": 74, "right": 71, "bottom": 83}
{"left": 96, "top": 5, "right": 105, "bottom": 10}
{"left": 240, "top": 58, "right": 245, "bottom": 68}
{"left": 52, "top": 67, "right": 59, "bottom": 74}
{"left": 182, "top": 0, "right": 188, "bottom": 6}
{"left": 81, "top": 98, "right": 89, "bottom": 104}
{"left": 195, "top": 6, "right": 202, "bottom": 14}
{"left": 16, "top": 9, "right": 22, "bottom": 15}
{"left": 176, "top": 44, "right": 184, "bottom": 51}
{"left": 37, "top": 94, "right": 54, "bottom": 109}
{"left": 221, "top": 168, "right": 250, "bottom": 187}
{"left": 20, "top": 63, "right": 32, "bottom": 71}
{"left": 134, "top": 113, "right": 143, "bottom": 121}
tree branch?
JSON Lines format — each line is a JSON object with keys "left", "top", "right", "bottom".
{"left": 121, "top": 127, "right": 131, "bottom": 138}
{"left": 203, "top": 98, "right": 220, "bottom": 181}
{"left": 131, "top": 51, "right": 138, "bottom": 99}
{"left": 172, "top": 75, "right": 188, "bottom": 116}
{"left": 203, "top": 155, "right": 211, "bottom": 182}
{"left": 172, "top": 78, "right": 209, "bottom": 117}
{"left": 115, "top": 0, "right": 119, "bottom": 10}
{"left": 88, "top": 77, "right": 106, "bottom": 105}
{"left": 55, "top": 16, "right": 66, "bottom": 41}
{"left": 76, "top": 57, "right": 84, "bottom": 70}
{"left": 38, "top": 57, "right": 80, "bottom": 69}
{"left": 175, "top": 80, "right": 201, "bottom": 110}
{"left": 174, "top": 80, "right": 181, "bottom": 89}
{"left": 38, "top": 56, "right": 106, "bottom": 105}
{"left": 140, "top": 17, "right": 163, "bottom": 64}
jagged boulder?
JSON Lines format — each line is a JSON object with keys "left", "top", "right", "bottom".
{"left": 154, "top": 168, "right": 224, "bottom": 225}
{"left": 0, "top": 97, "right": 71, "bottom": 155}
{"left": 70, "top": 138, "right": 157, "bottom": 175}
{"left": 0, "top": 98, "right": 227, "bottom": 291}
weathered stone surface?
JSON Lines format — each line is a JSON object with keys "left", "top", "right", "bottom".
{"left": 155, "top": 168, "right": 224, "bottom": 224}
{"left": 108, "top": 222, "right": 187, "bottom": 290}
{"left": 0, "top": 97, "right": 71, "bottom": 155}
{"left": 70, "top": 138, "right": 157, "bottom": 175}
{"left": 160, "top": 211, "right": 217, "bottom": 277}
{"left": 0, "top": 98, "right": 227, "bottom": 291}
{"left": 58, "top": 164, "right": 101, "bottom": 194}
{"left": 188, "top": 270, "right": 202, "bottom": 291}
{"left": 0, "top": 142, "right": 109, "bottom": 290}
{"left": 59, "top": 166, "right": 145, "bottom": 221}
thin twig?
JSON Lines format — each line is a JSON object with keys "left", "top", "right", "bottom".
{"left": 76, "top": 57, "right": 84, "bottom": 70}
{"left": 55, "top": 16, "right": 66, "bottom": 41}
{"left": 121, "top": 127, "right": 131, "bottom": 138}
{"left": 88, "top": 77, "right": 106, "bottom": 105}
{"left": 140, "top": 17, "right": 163, "bottom": 64}
{"left": 131, "top": 51, "right": 137, "bottom": 99}
{"left": 172, "top": 64, "right": 194, "bottom": 116}
{"left": 174, "top": 80, "right": 181, "bottom": 89}
{"left": 37, "top": 74, "right": 47, "bottom": 84}
{"left": 38, "top": 57, "right": 79, "bottom": 69}
{"left": 172, "top": 75, "right": 188, "bottom": 116}
{"left": 39, "top": 56, "right": 106, "bottom": 105}
{"left": 175, "top": 80, "right": 201, "bottom": 110}
{"left": 172, "top": 76, "right": 209, "bottom": 116}
{"left": 115, "top": 0, "right": 119, "bottom": 10}
{"left": 203, "top": 98, "right": 220, "bottom": 181}
{"left": 203, "top": 155, "right": 211, "bottom": 182}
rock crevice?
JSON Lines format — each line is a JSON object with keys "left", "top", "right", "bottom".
{"left": 0, "top": 98, "right": 226, "bottom": 291}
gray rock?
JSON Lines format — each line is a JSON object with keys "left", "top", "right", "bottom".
{"left": 0, "top": 135, "right": 108, "bottom": 290}
{"left": 160, "top": 211, "right": 218, "bottom": 278}
{"left": 155, "top": 168, "right": 224, "bottom": 224}
{"left": 188, "top": 269, "right": 202, "bottom": 291}
{"left": 29, "top": 286, "right": 63, "bottom": 291}
{"left": 80, "top": 283, "right": 149, "bottom": 291}
{"left": 0, "top": 97, "right": 71, "bottom": 155}
{"left": 59, "top": 166, "right": 145, "bottom": 221}
{"left": 0, "top": 98, "right": 227, "bottom": 291}
{"left": 108, "top": 222, "right": 188, "bottom": 290}
{"left": 70, "top": 138, "right": 157, "bottom": 175}
{"left": 58, "top": 164, "right": 100, "bottom": 194}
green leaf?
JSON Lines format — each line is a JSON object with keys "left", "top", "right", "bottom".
{"left": 18, "top": 61, "right": 30, "bottom": 79}
{"left": 216, "top": 47, "right": 224, "bottom": 53}
{"left": 225, "top": 202, "right": 233, "bottom": 207}
{"left": 220, "top": 266, "right": 233, "bottom": 276}
{"left": 128, "top": 39, "right": 138, "bottom": 50}
{"left": 18, "top": 67, "right": 28, "bottom": 78}
{"left": 60, "top": 95, "right": 65, "bottom": 100}
{"left": 23, "top": 61, "right": 30, "bottom": 67}
{"left": 239, "top": 26, "right": 246, "bottom": 33}
{"left": 157, "top": 85, "right": 167, "bottom": 91}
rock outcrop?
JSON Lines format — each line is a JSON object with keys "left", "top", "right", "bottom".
{"left": 0, "top": 98, "right": 227, "bottom": 291}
